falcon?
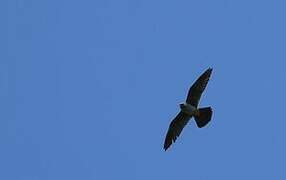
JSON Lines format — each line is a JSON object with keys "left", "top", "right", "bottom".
{"left": 163, "top": 68, "right": 213, "bottom": 151}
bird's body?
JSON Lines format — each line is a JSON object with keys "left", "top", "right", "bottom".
{"left": 179, "top": 103, "right": 198, "bottom": 116}
{"left": 163, "top": 68, "right": 213, "bottom": 151}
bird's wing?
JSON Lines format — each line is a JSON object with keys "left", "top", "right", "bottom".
{"left": 164, "top": 111, "right": 191, "bottom": 151}
{"left": 186, "top": 68, "right": 212, "bottom": 107}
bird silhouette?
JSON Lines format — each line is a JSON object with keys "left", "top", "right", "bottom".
{"left": 163, "top": 68, "right": 213, "bottom": 151}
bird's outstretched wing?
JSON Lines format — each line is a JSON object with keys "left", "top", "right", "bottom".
{"left": 164, "top": 111, "right": 191, "bottom": 151}
{"left": 186, "top": 68, "right": 212, "bottom": 107}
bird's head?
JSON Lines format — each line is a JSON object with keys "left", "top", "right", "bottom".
{"left": 179, "top": 103, "right": 185, "bottom": 109}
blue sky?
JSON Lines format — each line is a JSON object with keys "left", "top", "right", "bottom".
{"left": 3, "top": 0, "right": 286, "bottom": 179}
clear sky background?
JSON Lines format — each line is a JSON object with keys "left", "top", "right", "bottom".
{"left": 3, "top": 0, "right": 286, "bottom": 179}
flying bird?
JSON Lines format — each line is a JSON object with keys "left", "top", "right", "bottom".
{"left": 163, "top": 68, "right": 213, "bottom": 151}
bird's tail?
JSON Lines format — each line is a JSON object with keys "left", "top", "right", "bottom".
{"left": 194, "top": 107, "right": 212, "bottom": 128}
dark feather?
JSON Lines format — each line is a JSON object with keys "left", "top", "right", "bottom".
{"left": 186, "top": 68, "right": 212, "bottom": 107}
{"left": 194, "top": 107, "right": 212, "bottom": 128}
{"left": 163, "top": 111, "right": 191, "bottom": 151}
